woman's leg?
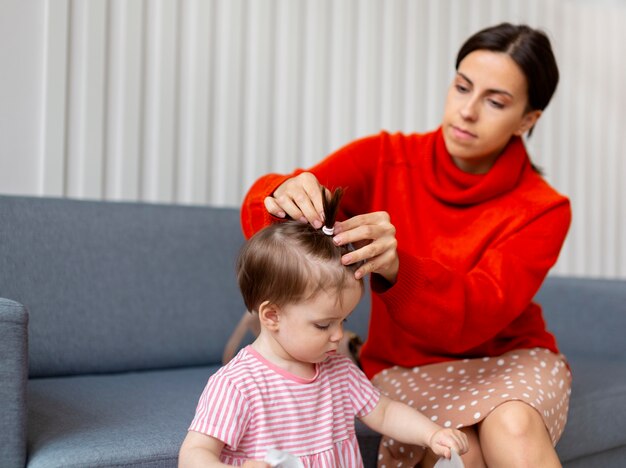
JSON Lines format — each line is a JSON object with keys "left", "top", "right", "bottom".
{"left": 478, "top": 401, "right": 561, "bottom": 468}
{"left": 420, "top": 426, "right": 486, "bottom": 468}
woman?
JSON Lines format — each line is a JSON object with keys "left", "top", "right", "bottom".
{"left": 240, "top": 23, "right": 571, "bottom": 467}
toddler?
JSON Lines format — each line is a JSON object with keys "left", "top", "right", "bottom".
{"left": 179, "top": 189, "right": 468, "bottom": 467}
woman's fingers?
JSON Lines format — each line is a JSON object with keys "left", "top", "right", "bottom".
{"left": 263, "top": 196, "right": 286, "bottom": 218}
{"left": 333, "top": 212, "right": 399, "bottom": 283}
{"left": 270, "top": 173, "right": 325, "bottom": 227}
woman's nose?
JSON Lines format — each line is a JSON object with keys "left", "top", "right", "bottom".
{"left": 460, "top": 97, "right": 479, "bottom": 121}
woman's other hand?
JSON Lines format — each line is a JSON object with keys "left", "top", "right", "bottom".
{"left": 263, "top": 172, "right": 325, "bottom": 229}
{"left": 333, "top": 211, "right": 399, "bottom": 284}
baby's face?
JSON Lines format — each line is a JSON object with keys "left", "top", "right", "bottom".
{"left": 275, "top": 281, "right": 363, "bottom": 365}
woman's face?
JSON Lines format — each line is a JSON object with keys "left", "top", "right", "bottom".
{"left": 441, "top": 50, "right": 541, "bottom": 174}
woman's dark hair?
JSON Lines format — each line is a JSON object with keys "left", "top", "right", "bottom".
{"left": 237, "top": 188, "right": 362, "bottom": 313}
{"left": 456, "top": 23, "right": 559, "bottom": 136}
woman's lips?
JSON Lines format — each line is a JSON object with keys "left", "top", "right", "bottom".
{"left": 451, "top": 125, "right": 477, "bottom": 141}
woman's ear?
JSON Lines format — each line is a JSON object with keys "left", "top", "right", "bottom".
{"left": 515, "top": 109, "right": 542, "bottom": 136}
{"left": 258, "top": 300, "right": 281, "bottom": 331}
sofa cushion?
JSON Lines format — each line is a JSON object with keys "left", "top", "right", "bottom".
{"left": 27, "top": 366, "right": 220, "bottom": 468}
{"left": 0, "top": 196, "right": 247, "bottom": 377}
{"left": 556, "top": 358, "right": 626, "bottom": 463}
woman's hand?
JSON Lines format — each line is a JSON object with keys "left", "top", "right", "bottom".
{"left": 264, "top": 172, "right": 325, "bottom": 229}
{"left": 332, "top": 212, "right": 399, "bottom": 284}
{"left": 428, "top": 428, "right": 469, "bottom": 460}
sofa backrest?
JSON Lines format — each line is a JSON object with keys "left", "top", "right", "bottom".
{"left": 537, "top": 275, "right": 626, "bottom": 361}
{"left": 0, "top": 195, "right": 249, "bottom": 377}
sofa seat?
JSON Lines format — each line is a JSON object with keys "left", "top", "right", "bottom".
{"left": 557, "top": 358, "right": 626, "bottom": 467}
{"left": 27, "top": 366, "right": 220, "bottom": 468}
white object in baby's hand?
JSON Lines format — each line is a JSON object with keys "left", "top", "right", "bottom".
{"left": 433, "top": 449, "right": 465, "bottom": 468}
{"left": 264, "top": 448, "right": 304, "bottom": 468}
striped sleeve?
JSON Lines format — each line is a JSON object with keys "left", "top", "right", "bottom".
{"left": 188, "top": 372, "right": 251, "bottom": 450}
{"left": 347, "top": 360, "right": 380, "bottom": 418}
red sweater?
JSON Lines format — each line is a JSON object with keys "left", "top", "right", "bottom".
{"left": 241, "top": 128, "right": 572, "bottom": 379}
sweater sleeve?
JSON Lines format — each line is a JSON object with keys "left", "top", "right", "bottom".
{"left": 240, "top": 134, "right": 385, "bottom": 238}
{"left": 372, "top": 199, "right": 572, "bottom": 354}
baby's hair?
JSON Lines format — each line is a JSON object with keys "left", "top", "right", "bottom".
{"left": 237, "top": 188, "right": 362, "bottom": 313}
{"left": 322, "top": 187, "right": 343, "bottom": 233}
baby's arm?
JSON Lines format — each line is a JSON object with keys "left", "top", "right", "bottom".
{"left": 359, "top": 394, "right": 469, "bottom": 459}
{"left": 178, "top": 431, "right": 270, "bottom": 468}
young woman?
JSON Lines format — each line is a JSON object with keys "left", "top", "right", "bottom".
{"left": 180, "top": 190, "right": 468, "bottom": 467}
{"left": 240, "top": 23, "right": 571, "bottom": 467}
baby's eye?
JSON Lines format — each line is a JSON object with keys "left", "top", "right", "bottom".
{"left": 314, "top": 324, "right": 330, "bottom": 330}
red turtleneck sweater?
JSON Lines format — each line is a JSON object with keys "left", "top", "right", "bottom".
{"left": 241, "top": 128, "right": 572, "bottom": 379}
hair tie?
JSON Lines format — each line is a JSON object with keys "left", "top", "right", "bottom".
{"left": 321, "top": 225, "right": 334, "bottom": 236}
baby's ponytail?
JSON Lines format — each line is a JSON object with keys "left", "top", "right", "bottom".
{"left": 321, "top": 187, "right": 344, "bottom": 236}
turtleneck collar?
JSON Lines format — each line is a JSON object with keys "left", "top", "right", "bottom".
{"left": 422, "top": 127, "right": 530, "bottom": 205}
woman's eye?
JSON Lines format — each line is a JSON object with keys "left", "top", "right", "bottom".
{"left": 455, "top": 84, "right": 469, "bottom": 93}
{"left": 488, "top": 99, "right": 505, "bottom": 109}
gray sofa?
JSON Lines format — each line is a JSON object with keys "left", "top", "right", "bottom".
{"left": 1, "top": 194, "right": 625, "bottom": 468}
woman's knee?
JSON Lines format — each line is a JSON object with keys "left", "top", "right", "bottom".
{"left": 482, "top": 401, "right": 546, "bottom": 439}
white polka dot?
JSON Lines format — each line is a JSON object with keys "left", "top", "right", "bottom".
{"left": 459, "top": 405, "right": 466, "bottom": 411}
{"left": 446, "top": 404, "right": 453, "bottom": 410}
{"left": 497, "top": 359, "right": 505, "bottom": 366}
{"left": 474, "top": 412, "right": 481, "bottom": 419}
{"left": 444, "top": 421, "right": 452, "bottom": 428}
{"left": 447, "top": 366, "right": 454, "bottom": 373}
{"left": 471, "top": 400, "right": 478, "bottom": 406}
{"left": 431, "top": 415, "right": 438, "bottom": 422}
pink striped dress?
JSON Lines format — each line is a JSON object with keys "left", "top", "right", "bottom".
{"left": 189, "top": 346, "right": 380, "bottom": 467}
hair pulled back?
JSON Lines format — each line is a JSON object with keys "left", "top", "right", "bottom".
{"left": 456, "top": 23, "right": 559, "bottom": 115}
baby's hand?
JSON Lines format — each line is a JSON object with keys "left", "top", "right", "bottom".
{"left": 242, "top": 460, "right": 271, "bottom": 468}
{"left": 429, "top": 428, "right": 469, "bottom": 459}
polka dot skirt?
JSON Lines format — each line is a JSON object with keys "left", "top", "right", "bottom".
{"left": 371, "top": 348, "right": 571, "bottom": 467}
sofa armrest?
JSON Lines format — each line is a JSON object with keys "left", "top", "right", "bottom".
{"left": 0, "top": 298, "right": 28, "bottom": 468}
